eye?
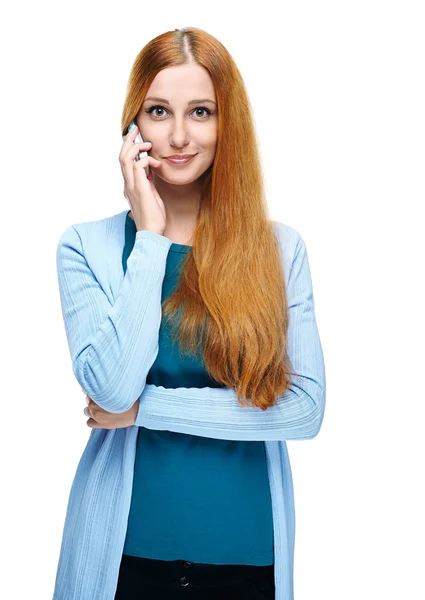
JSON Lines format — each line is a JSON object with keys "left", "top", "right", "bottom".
{"left": 192, "top": 107, "right": 213, "bottom": 118}
{"left": 145, "top": 105, "right": 213, "bottom": 119}
{"left": 146, "top": 105, "right": 167, "bottom": 118}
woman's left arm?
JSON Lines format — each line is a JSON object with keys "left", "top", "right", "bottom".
{"left": 135, "top": 235, "right": 326, "bottom": 442}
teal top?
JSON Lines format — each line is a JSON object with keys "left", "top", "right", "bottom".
{"left": 122, "top": 211, "right": 274, "bottom": 565}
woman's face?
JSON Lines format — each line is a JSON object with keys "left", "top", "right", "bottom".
{"left": 136, "top": 64, "right": 218, "bottom": 184}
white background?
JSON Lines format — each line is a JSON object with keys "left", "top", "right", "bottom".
{"left": 1, "top": 1, "right": 424, "bottom": 598}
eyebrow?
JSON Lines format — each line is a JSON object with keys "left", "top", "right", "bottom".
{"left": 144, "top": 96, "right": 217, "bottom": 106}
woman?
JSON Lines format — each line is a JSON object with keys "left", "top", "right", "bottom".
{"left": 53, "top": 27, "right": 326, "bottom": 600}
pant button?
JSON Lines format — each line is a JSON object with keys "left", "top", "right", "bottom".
{"left": 183, "top": 561, "right": 193, "bottom": 568}
{"left": 180, "top": 576, "right": 189, "bottom": 586}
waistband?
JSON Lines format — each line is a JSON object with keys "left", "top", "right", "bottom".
{"left": 120, "top": 554, "right": 274, "bottom": 587}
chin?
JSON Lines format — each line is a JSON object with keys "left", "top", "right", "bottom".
{"left": 155, "top": 170, "right": 203, "bottom": 185}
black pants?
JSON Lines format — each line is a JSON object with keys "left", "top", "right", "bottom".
{"left": 114, "top": 554, "right": 275, "bottom": 600}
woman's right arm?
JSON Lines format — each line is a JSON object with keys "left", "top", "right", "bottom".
{"left": 56, "top": 224, "right": 172, "bottom": 414}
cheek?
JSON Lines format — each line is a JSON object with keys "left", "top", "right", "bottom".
{"left": 197, "top": 122, "right": 217, "bottom": 147}
{"left": 200, "top": 134, "right": 217, "bottom": 153}
{"left": 207, "top": 125, "right": 218, "bottom": 143}
{"left": 137, "top": 117, "right": 155, "bottom": 140}
{"left": 140, "top": 126, "right": 155, "bottom": 141}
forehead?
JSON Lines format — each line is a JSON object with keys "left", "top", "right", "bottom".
{"left": 146, "top": 64, "right": 216, "bottom": 103}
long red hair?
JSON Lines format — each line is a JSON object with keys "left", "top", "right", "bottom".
{"left": 121, "top": 27, "right": 293, "bottom": 410}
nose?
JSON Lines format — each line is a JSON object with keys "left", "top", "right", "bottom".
{"left": 169, "top": 117, "right": 190, "bottom": 148}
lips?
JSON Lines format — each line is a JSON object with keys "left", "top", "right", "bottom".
{"left": 165, "top": 154, "right": 196, "bottom": 164}
{"left": 165, "top": 154, "right": 196, "bottom": 159}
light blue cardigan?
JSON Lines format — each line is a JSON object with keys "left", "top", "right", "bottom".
{"left": 53, "top": 208, "right": 326, "bottom": 600}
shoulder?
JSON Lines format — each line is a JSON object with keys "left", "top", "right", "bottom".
{"left": 271, "top": 220, "right": 302, "bottom": 246}
{"left": 56, "top": 209, "right": 127, "bottom": 252}
{"left": 270, "top": 220, "right": 312, "bottom": 289}
{"left": 271, "top": 219, "right": 304, "bottom": 259}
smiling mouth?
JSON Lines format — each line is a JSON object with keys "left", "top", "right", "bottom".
{"left": 164, "top": 155, "right": 197, "bottom": 164}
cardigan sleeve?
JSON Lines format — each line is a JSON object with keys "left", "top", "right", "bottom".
{"left": 135, "top": 234, "right": 326, "bottom": 441}
{"left": 56, "top": 225, "right": 172, "bottom": 412}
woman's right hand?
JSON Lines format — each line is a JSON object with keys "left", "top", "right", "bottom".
{"left": 119, "top": 125, "right": 167, "bottom": 236}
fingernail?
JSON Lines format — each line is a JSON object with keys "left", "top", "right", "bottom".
{"left": 129, "top": 123, "right": 135, "bottom": 132}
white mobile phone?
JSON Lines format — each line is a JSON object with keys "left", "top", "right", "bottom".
{"left": 130, "top": 120, "right": 150, "bottom": 177}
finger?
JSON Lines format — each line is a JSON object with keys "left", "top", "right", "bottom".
{"left": 120, "top": 124, "right": 150, "bottom": 161}
{"left": 119, "top": 122, "right": 143, "bottom": 176}
{"left": 121, "top": 141, "right": 153, "bottom": 163}
{"left": 87, "top": 399, "right": 98, "bottom": 412}
{"left": 121, "top": 124, "right": 140, "bottom": 146}
{"left": 119, "top": 142, "right": 154, "bottom": 191}
{"left": 133, "top": 155, "right": 164, "bottom": 187}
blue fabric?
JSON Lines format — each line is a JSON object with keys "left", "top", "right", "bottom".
{"left": 122, "top": 212, "right": 274, "bottom": 565}
{"left": 53, "top": 208, "right": 326, "bottom": 599}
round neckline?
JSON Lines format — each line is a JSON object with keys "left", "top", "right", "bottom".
{"left": 125, "top": 211, "right": 192, "bottom": 253}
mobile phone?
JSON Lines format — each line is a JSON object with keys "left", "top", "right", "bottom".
{"left": 129, "top": 120, "right": 150, "bottom": 177}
